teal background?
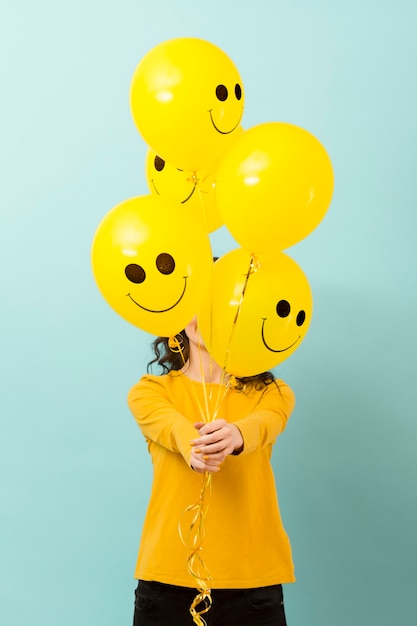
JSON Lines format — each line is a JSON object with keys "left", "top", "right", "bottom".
{"left": 1, "top": 1, "right": 416, "bottom": 624}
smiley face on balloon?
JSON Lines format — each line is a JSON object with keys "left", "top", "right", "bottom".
{"left": 91, "top": 195, "right": 213, "bottom": 337}
{"left": 197, "top": 248, "right": 313, "bottom": 376}
{"left": 130, "top": 37, "right": 245, "bottom": 172}
{"left": 145, "top": 148, "right": 223, "bottom": 233}
{"left": 124, "top": 252, "right": 187, "bottom": 314}
{"left": 146, "top": 151, "right": 197, "bottom": 203}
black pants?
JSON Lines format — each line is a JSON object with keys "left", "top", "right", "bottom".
{"left": 133, "top": 580, "right": 287, "bottom": 626}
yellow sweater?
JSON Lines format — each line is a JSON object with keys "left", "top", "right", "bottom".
{"left": 128, "top": 371, "right": 296, "bottom": 589}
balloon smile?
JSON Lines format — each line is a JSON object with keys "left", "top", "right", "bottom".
{"left": 208, "top": 109, "right": 243, "bottom": 135}
{"left": 127, "top": 276, "right": 188, "bottom": 313}
{"left": 180, "top": 185, "right": 196, "bottom": 203}
{"left": 151, "top": 179, "right": 196, "bottom": 204}
{"left": 261, "top": 318, "right": 300, "bottom": 353}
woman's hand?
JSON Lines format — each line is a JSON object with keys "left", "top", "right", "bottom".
{"left": 190, "top": 419, "right": 244, "bottom": 473}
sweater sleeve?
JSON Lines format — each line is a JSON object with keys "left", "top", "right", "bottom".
{"left": 235, "top": 381, "right": 296, "bottom": 455}
{"left": 127, "top": 375, "right": 197, "bottom": 465}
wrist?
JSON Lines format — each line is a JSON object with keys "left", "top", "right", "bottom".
{"left": 231, "top": 424, "right": 244, "bottom": 455}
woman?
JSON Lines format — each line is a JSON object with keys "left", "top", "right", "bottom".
{"left": 128, "top": 316, "right": 296, "bottom": 625}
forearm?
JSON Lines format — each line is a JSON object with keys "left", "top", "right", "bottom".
{"left": 190, "top": 383, "right": 295, "bottom": 465}
{"left": 235, "top": 383, "right": 295, "bottom": 454}
{"left": 128, "top": 389, "right": 197, "bottom": 464}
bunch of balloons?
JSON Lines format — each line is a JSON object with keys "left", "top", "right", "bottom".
{"left": 91, "top": 37, "right": 334, "bottom": 376}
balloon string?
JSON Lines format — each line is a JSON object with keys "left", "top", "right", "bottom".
{"left": 223, "top": 255, "right": 257, "bottom": 372}
{"left": 203, "top": 261, "right": 230, "bottom": 421}
{"left": 196, "top": 332, "right": 212, "bottom": 424}
{"left": 179, "top": 470, "right": 213, "bottom": 626}
{"left": 171, "top": 333, "right": 210, "bottom": 424}
{"left": 178, "top": 251, "right": 253, "bottom": 624}
{"left": 194, "top": 173, "right": 209, "bottom": 235}
{"left": 172, "top": 327, "right": 212, "bottom": 624}
{"left": 183, "top": 337, "right": 215, "bottom": 625}
{"left": 210, "top": 255, "right": 258, "bottom": 419}
{"left": 178, "top": 336, "right": 233, "bottom": 625}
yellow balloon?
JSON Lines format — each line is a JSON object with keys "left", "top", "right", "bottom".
{"left": 145, "top": 148, "right": 223, "bottom": 233}
{"left": 130, "top": 37, "right": 245, "bottom": 172}
{"left": 197, "top": 248, "right": 313, "bottom": 376}
{"left": 91, "top": 195, "right": 213, "bottom": 337}
{"left": 216, "top": 122, "right": 334, "bottom": 253}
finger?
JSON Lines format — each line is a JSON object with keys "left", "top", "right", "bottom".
{"left": 191, "top": 450, "right": 222, "bottom": 471}
{"left": 193, "top": 461, "right": 220, "bottom": 474}
{"left": 196, "top": 435, "right": 232, "bottom": 453}
{"left": 203, "top": 452, "right": 228, "bottom": 464}
{"left": 197, "top": 420, "right": 226, "bottom": 436}
{"left": 191, "top": 441, "right": 227, "bottom": 457}
{"left": 192, "top": 428, "right": 230, "bottom": 447}
{"left": 199, "top": 442, "right": 230, "bottom": 456}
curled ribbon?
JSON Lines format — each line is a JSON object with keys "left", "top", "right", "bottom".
{"left": 179, "top": 471, "right": 213, "bottom": 625}
{"left": 176, "top": 257, "right": 258, "bottom": 623}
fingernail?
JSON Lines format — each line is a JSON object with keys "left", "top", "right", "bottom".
{"left": 195, "top": 449, "right": 201, "bottom": 454}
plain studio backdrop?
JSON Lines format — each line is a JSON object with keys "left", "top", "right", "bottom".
{"left": 1, "top": 1, "right": 416, "bottom": 625}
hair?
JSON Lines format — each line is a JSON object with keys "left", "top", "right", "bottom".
{"left": 147, "top": 332, "right": 275, "bottom": 391}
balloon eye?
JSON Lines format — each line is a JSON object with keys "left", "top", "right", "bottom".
{"left": 296, "top": 310, "right": 306, "bottom": 326}
{"left": 235, "top": 83, "right": 242, "bottom": 100}
{"left": 156, "top": 253, "right": 175, "bottom": 275}
{"left": 154, "top": 156, "right": 165, "bottom": 172}
{"left": 215, "top": 84, "right": 228, "bottom": 101}
{"left": 276, "top": 300, "right": 291, "bottom": 318}
{"left": 125, "top": 264, "right": 146, "bottom": 284}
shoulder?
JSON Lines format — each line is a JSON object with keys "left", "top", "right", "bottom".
{"left": 257, "top": 378, "right": 296, "bottom": 413}
{"left": 128, "top": 373, "right": 167, "bottom": 395}
{"left": 127, "top": 371, "right": 183, "bottom": 401}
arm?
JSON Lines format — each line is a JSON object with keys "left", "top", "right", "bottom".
{"left": 127, "top": 375, "right": 198, "bottom": 466}
{"left": 190, "top": 381, "right": 295, "bottom": 472}
{"left": 235, "top": 380, "right": 295, "bottom": 454}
